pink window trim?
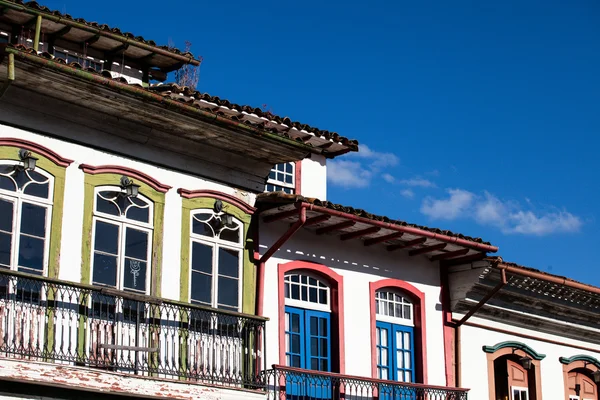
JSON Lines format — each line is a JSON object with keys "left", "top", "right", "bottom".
{"left": 369, "top": 278, "right": 428, "bottom": 384}
{"left": 277, "top": 260, "right": 345, "bottom": 374}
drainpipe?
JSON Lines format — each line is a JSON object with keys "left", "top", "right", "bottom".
{"left": 455, "top": 324, "right": 462, "bottom": 388}
{"left": 256, "top": 203, "right": 307, "bottom": 316}
{"left": 0, "top": 52, "right": 14, "bottom": 98}
{"left": 33, "top": 15, "right": 42, "bottom": 53}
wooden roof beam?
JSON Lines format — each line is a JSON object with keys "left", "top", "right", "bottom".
{"left": 387, "top": 237, "right": 427, "bottom": 252}
{"left": 316, "top": 221, "right": 355, "bottom": 235}
{"left": 340, "top": 226, "right": 381, "bottom": 241}
{"left": 441, "top": 252, "right": 487, "bottom": 267}
{"left": 84, "top": 34, "right": 100, "bottom": 45}
{"left": 106, "top": 43, "right": 129, "bottom": 57}
{"left": 304, "top": 214, "right": 331, "bottom": 226}
{"left": 52, "top": 25, "right": 71, "bottom": 38}
{"left": 409, "top": 243, "right": 447, "bottom": 257}
{"left": 430, "top": 248, "right": 470, "bottom": 261}
{"left": 364, "top": 232, "right": 404, "bottom": 246}
{"left": 263, "top": 209, "right": 299, "bottom": 223}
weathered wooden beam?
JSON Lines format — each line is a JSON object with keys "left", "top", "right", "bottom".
{"left": 105, "top": 43, "right": 129, "bottom": 57}
{"left": 304, "top": 214, "right": 331, "bottom": 226}
{"left": 364, "top": 232, "right": 404, "bottom": 246}
{"left": 441, "top": 252, "right": 487, "bottom": 267}
{"left": 430, "top": 248, "right": 470, "bottom": 261}
{"left": 409, "top": 243, "right": 447, "bottom": 257}
{"left": 263, "top": 209, "right": 299, "bottom": 223}
{"left": 52, "top": 25, "right": 72, "bottom": 38}
{"left": 84, "top": 34, "right": 101, "bottom": 45}
{"left": 340, "top": 226, "right": 381, "bottom": 241}
{"left": 316, "top": 220, "right": 355, "bottom": 235}
{"left": 387, "top": 237, "right": 427, "bottom": 252}
{"left": 136, "top": 52, "right": 157, "bottom": 65}
{"left": 23, "top": 16, "right": 37, "bottom": 29}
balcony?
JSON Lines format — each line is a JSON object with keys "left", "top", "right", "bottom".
{"left": 0, "top": 269, "right": 265, "bottom": 389}
{"left": 262, "top": 366, "right": 468, "bottom": 400}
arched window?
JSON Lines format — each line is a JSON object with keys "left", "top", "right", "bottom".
{"left": 283, "top": 271, "right": 332, "bottom": 372}
{"left": 375, "top": 289, "right": 415, "bottom": 383}
{"left": 560, "top": 356, "right": 600, "bottom": 400}
{"left": 90, "top": 186, "right": 154, "bottom": 294}
{"left": 189, "top": 208, "right": 243, "bottom": 311}
{"left": 0, "top": 161, "right": 54, "bottom": 275}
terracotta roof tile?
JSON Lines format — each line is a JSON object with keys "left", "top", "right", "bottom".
{"left": 257, "top": 191, "right": 492, "bottom": 245}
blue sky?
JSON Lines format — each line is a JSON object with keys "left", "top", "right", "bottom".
{"left": 43, "top": 0, "right": 599, "bottom": 284}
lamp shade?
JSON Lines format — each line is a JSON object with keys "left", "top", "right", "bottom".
{"left": 18, "top": 149, "right": 38, "bottom": 171}
{"left": 520, "top": 356, "right": 532, "bottom": 370}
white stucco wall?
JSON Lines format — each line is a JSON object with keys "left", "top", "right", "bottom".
{"left": 260, "top": 222, "right": 447, "bottom": 386}
{"left": 0, "top": 124, "right": 256, "bottom": 301}
{"left": 459, "top": 315, "right": 600, "bottom": 400}
{"left": 300, "top": 155, "right": 326, "bottom": 199}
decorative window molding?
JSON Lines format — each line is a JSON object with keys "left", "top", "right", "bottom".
{"left": 80, "top": 169, "right": 166, "bottom": 296}
{"left": 0, "top": 144, "right": 69, "bottom": 278}
{"left": 278, "top": 260, "right": 345, "bottom": 374}
{"left": 79, "top": 164, "right": 172, "bottom": 193}
{"left": 483, "top": 341, "right": 544, "bottom": 400}
{"left": 560, "top": 355, "right": 600, "bottom": 400}
{"left": 178, "top": 190, "right": 255, "bottom": 313}
{"left": 265, "top": 162, "right": 295, "bottom": 194}
{"left": 369, "top": 279, "right": 427, "bottom": 384}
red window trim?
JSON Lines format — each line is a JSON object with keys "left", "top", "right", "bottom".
{"left": 278, "top": 260, "right": 345, "bottom": 374}
{"left": 369, "top": 279, "right": 428, "bottom": 384}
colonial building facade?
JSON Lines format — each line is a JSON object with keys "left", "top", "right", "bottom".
{"left": 0, "top": 2, "right": 598, "bottom": 400}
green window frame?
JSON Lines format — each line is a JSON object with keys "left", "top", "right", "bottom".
{"left": 80, "top": 168, "right": 167, "bottom": 296}
{"left": 0, "top": 141, "right": 70, "bottom": 279}
{"left": 179, "top": 192, "right": 255, "bottom": 314}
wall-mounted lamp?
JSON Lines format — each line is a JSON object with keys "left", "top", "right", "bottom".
{"left": 575, "top": 383, "right": 581, "bottom": 397}
{"left": 592, "top": 369, "right": 600, "bottom": 384}
{"left": 212, "top": 199, "right": 233, "bottom": 231}
{"left": 520, "top": 356, "right": 533, "bottom": 370}
{"left": 18, "top": 149, "right": 38, "bottom": 171}
{"left": 120, "top": 176, "right": 140, "bottom": 198}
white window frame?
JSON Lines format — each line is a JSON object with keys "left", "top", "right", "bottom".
{"left": 188, "top": 209, "right": 244, "bottom": 312}
{"left": 0, "top": 160, "right": 54, "bottom": 276}
{"left": 284, "top": 272, "right": 331, "bottom": 312}
{"left": 265, "top": 162, "right": 295, "bottom": 193}
{"left": 511, "top": 386, "right": 529, "bottom": 400}
{"left": 89, "top": 185, "right": 153, "bottom": 294}
{"left": 375, "top": 289, "right": 414, "bottom": 327}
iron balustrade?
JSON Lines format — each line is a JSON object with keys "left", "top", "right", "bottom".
{"left": 0, "top": 268, "right": 266, "bottom": 388}
{"left": 262, "top": 365, "right": 469, "bottom": 400}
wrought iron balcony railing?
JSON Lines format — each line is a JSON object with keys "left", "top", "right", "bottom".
{"left": 262, "top": 365, "right": 469, "bottom": 400}
{"left": 0, "top": 269, "right": 266, "bottom": 388}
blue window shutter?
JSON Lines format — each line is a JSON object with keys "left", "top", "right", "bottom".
{"left": 392, "top": 324, "right": 415, "bottom": 383}
{"left": 305, "top": 309, "right": 331, "bottom": 372}
{"left": 284, "top": 306, "right": 306, "bottom": 369}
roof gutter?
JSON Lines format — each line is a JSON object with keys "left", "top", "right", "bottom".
{"left": 303, "top": 203, "right": 498, "bottom": 253}
{"left": 496, "top": 262, "right": 600, "bottom": 295}
{"left": 0, "top": 0, "right": 200, "bottom": 66}
{"left": 3, "top": 46, "right": 320, "bottom": 155}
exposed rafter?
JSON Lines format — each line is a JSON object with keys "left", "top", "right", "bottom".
{"left": 263, "top": 209, "right": 299, "bottom": 223}
{"left": 387, "top": 237, "right": 427, "bottom": 252}
{"left": 52, "top": 25, "right": 72, "bottom": 38}
{"left": 316, "top": 221, "right": 355, "bottom": 235}
{"left": 430, "top": 248, "right": 470, "bottom": 261}
{"left": 84, "top": 34, "right": 101, "bottom": 45}
{"left": 340, "top": 227, "right": 381, "bottom": 241}
{"left": 441, "top": 252, "right": 487, "bottom": 267}
{"left": 364, "top": 232, "right": 404, "bottom": 247}
{"left": 304, "top": 215, "right": 331, "bottom": 226}
{"left": 409, "top": 243, "right": 447, "bottom": 257}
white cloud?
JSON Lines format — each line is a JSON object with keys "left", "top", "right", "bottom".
{"left": 327, "top": 160, "right": 372, "bottom": 188}
{"left": 399, "top": 178, "right": 436, "bottom": 188}
{"left": 401, "top": 189, "right": 415, "bottom": 199}
{"left": 382, "top": 173, "right": 396, "bottom": 183}
{"left": 328, "top": 144, "right": 399, "bottom": 188}
{"left": 421, "top": 189, "right": 474, "bottom": 220}
{"left": 420, "top": 189, "right": 582, "bottom": 236}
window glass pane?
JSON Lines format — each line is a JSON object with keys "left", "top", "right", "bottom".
{"left": 18, "top": 236, "right": 44, "bottom": 272}
{"left": 0, "top": 198, "right": 14, "bottom": 232}
{"left": 191, "top": 242, "right": 212, "bottom": 274}
{"left": 218, "top": 247, "right": 239, "bottom": 278}
{"left": 191, "top": 271, "right": 211, "bottom": 304}
{"left": 23, "top": 181, "right": 49, "bottom": 199}
{"left": 219, "top": 227, "right": 239, "bottom": 243}
{"left": 320, "top": 338, "right": 327, "bottom": 356}
{"left": 291, "top": 334, "right": 300, "bottom": 353}
{"left": 291, "top": 313, "right": 300, "bottom": 333}
{"left": 310, "top": 358, "right": 318, "bottom": 370}
{"left": 319, "top": 359, "right": 328, "bottom": 371}
{"left": 319, "top": 318, "right": 327, "bottom": 336}
{"left": 126, "top": 202, "right": 149, "bottom": 223}
{"left": 286, "top": 163, "right": 293, "bottom": 174}
{"left": 217, "top": 276, "right": 238, "bottom": 308}
{"left": 0, "top": 175, "right": 15, "bottom": 192}
{"left": 285, "top": 174, "right": 293, "bottom": 184}
{"left": 123, "top": 258, "right": 147, "bottom": 292}
{"left": 291, "top": 355, "right": 301, "bottom": 368}
{"left": 125, "top": 227, "right": 148, "bottom": 260}
{"left": 94, "top": 221, "right": 119, "bottom": 254}
{"left": 310, "top": 337, "right": 318, "bottom": 355}
{"left": 96, "top": 195, "right": 120, "bottom": 216}
{"left": 92, "top": 253, "right": 118, "bottom": 287}
{"left": 14, "top": 169, "right": 28, "bottom": 190}
{"left": 20, "top": 203, "right": 46, "bottom": 237}
{"left": 319, "top": 289, "right": 327, "bottom": 304}
{"left": 0, "top": 232, "right": 11, "bottom": 267}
